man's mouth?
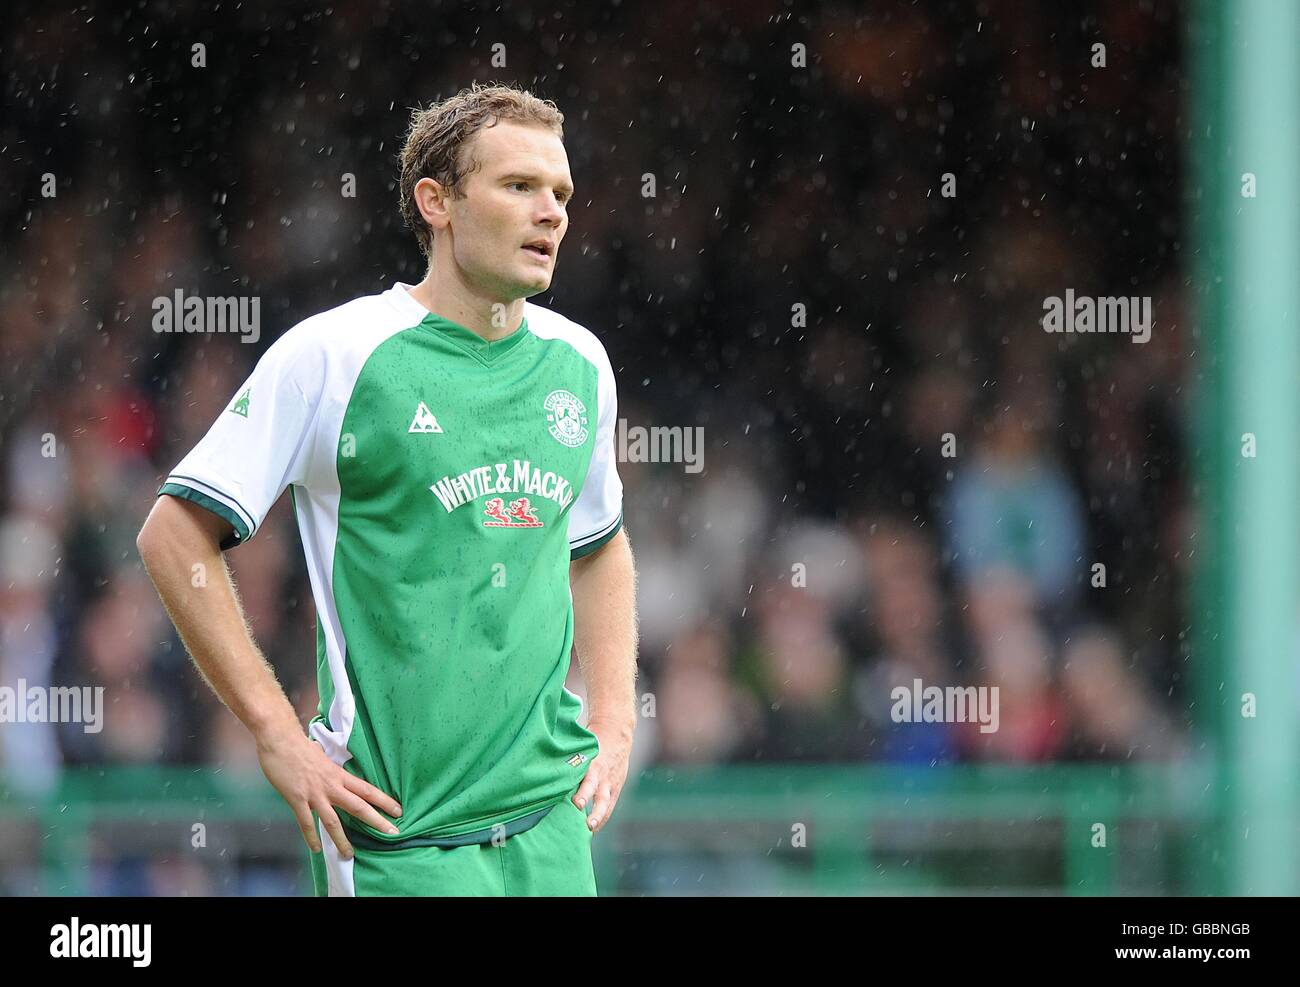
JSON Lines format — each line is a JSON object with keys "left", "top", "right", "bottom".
{"left": 522, "top": 240, "right": 553, "bottom": 260}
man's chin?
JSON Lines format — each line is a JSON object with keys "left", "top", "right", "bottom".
{"left": 482, "top": 267, "right": 552, "bottom": 301}
{"left": 515, "top": 272, "right": 553, "bottom": 297}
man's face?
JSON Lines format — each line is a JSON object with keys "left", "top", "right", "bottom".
{"left": 440, "top": 121, "right": 572, "bottom": 300}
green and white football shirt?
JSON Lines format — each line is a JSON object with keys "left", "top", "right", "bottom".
{"left": 159, "top": 282, "right": 622, "bottom": 850}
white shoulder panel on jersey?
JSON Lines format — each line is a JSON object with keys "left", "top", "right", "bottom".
{"left": 161, "top": 283, "right": 431, "bottom": 544}
{"left": 523, "top": 301, "right": 624, "bottom": 557}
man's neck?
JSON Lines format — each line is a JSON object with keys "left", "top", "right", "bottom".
{"left": 406, "top": 273, "right": 525, "bottom": 342}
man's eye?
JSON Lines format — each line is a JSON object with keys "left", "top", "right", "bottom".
{"left": 510, "top": 182, "right": 529, "bottom": 191}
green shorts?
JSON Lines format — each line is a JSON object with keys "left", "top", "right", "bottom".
{"left": 309, "top": 796, "right": 597, "bottom": 897}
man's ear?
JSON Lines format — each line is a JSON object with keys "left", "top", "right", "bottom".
{"left": 414, "top": 177, "right": 452, "bottom": 234}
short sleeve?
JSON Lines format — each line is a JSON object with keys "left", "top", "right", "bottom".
{"left": 568, "top": 342, "right": 623, "bottom": 559}
{"left": 158, "top": 327, "right": 325, "bottom": 550}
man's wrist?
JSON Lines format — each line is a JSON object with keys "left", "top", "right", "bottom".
{"left": 587, "top": 711, "right": 636, "bottom": 740}
{"left": 247, "top": 701, "right": 304, "bottom": 749}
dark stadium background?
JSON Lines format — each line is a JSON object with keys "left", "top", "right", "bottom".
{"left": 5, "top": 0, "right": 1290, "bottom": 897}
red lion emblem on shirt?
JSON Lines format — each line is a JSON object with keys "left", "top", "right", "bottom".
{"left": 482, "top": 497, "right": 544, "bottom": 528}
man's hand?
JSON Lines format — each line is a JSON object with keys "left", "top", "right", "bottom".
{"left": 138, "top": 496, "right": 403, "bottom": 861}
{"left": 255, "top": 725, "right": 403, "bottom": 859}
{"left": 572, "top": 717, "right": 634, "bottom": 833}
{"left": 138, "top": 496, "right": 402, "bottom": 858}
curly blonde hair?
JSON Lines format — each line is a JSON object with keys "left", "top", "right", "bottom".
{"left": 398, "top": 82, "right": 565, "bottom": 259}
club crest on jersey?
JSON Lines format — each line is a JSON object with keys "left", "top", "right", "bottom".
{"left": 482, "top": 497, "right": 544, "bottom": 528}
{"left": 544, "top": 389, "right": 589, "bottom": 448}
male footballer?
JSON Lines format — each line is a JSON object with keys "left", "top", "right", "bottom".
{"left": 137, "top": 83, "right": 638, "bottom": 896}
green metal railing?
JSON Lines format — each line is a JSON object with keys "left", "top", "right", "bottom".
{"left": 0, "top": 763, "right": 1212, "bottom": 895}
{"left": 1189, "top": 0, "right": 1300, "bottom": 896}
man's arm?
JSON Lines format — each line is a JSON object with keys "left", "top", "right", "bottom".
{"left": 136, "top": 495, "right": 401, "bottom": 857}
{"left": 569, "top": 527, "right": 638, "bottom": 832}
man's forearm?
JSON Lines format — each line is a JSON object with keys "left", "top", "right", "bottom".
{"left": 137, "top": 497, "right": 300, "bottom": 743}
{"left": 570, "top": 529, "right": 639, "bottom": 733}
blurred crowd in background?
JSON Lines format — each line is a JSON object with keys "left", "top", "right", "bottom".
{"left": 0, "top": 0, "right": 1192, "bottom": 823}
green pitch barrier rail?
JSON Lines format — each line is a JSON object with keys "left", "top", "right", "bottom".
{"left": 1189, "top": 0, "right": 1300, "bottom": 898}
{"left": 0, "top": 763, "right": 1213, "bottom": 895}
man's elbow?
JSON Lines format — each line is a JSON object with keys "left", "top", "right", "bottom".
{"left": 138, "top": 495, "right": 209, "bottom": 566}
{"left": 136, "top": 501, "right": 170, "bottom": 567}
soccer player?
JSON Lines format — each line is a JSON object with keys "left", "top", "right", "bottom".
{"left": 136, "top": 83, "right": 638, "bottom": 896}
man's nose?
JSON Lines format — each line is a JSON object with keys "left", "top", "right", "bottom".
{"left": 538, "top": 193, "right": 566, "bottom": 224}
